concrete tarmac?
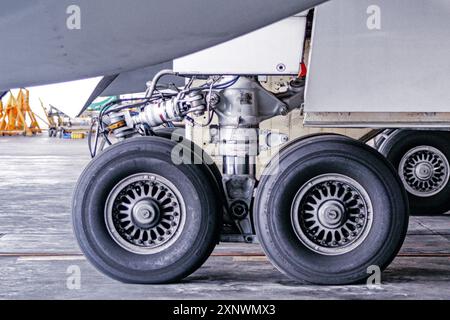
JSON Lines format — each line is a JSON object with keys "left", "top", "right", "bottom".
{"left": 0, "top": 136, "right": 449, "bottom": 299}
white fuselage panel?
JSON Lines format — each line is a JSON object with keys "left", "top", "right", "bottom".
{"left": 174, "top": 14, "right": 307, "bottom": 75}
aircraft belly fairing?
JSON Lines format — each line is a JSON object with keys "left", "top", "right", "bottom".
{"left": 0, "top": 0, "right": 327, "bottom": 91}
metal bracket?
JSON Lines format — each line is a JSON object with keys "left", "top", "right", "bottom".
{"left": 259, "top": 130, "right": 289, "bottom": 151}
{"left": 222, "top": 175, "right": 256, "bottom": 243}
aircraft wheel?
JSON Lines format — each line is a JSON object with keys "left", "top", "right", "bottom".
{"left": 254, "top": 135, "right": 409, "bottom": 285}
{"left": 378, "top": 130, "right": 450, "bottom": 215}
{"left": 72, "top": 136, "right": 221, "bottom": 283}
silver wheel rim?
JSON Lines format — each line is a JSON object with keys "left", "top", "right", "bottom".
{"left": 291, "top": 174, "right": 373, "bottom": 256}
{"left": 399, "top": 146, "right": 449, "bottom": 197}
{"left": 105, "top": 173, "right": 186, "bottom": 255}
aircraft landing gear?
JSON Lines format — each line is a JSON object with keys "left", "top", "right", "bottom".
{"left": 73, "top": 73, "right": 410, "bottom": 285}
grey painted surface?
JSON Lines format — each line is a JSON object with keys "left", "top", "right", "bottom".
{"left": 0, "top": 0, "right": 328, "bottom": 91}
{"left": 100, "top": 62, "right": 185, "bottom": 97}
{"left": 0, "top": 136, "right": 449, "bottom": 299}
{"left": 305, "top": 0, "right": 450, "bottom": 112}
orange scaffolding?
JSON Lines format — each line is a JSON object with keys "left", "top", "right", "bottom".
{"left": 0, "top": 89, "right": 41, "bottom": 136}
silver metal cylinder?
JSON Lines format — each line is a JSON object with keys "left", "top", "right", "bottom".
{"left": 223, "top": 156, "right": 256, "bottom": 176}
{"left": 133, "top": 98, "right": 180, "bottom": 127}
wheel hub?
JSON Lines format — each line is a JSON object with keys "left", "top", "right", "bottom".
{"left": 105, "top": 173, "right": 186, "bottom": 255}
{"left": 399, "top": 146, "right": 450, "bottom": 197}
{"left": 291, "top": 174, "right": 373, "bottom": 256}
{"left": 414, "top": 162, "right": 433, "bottom": 180}
{"left": 131, "top": 199, "right": 160, "bottom": 228}
{"left": 317, "top": 200, "right": 345, "bottom": 229}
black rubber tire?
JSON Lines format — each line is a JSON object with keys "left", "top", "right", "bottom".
{"left": 72, "top": 136, "right": 221, "bottom": 284}
{"left": 153, "top": 126, "right": 185, "bottom": 140}
{"left": 153, "top": 127, "right": 225, "bottom": 203}
{"left": 254, "top": 135, "right": 409, "bottom": 285}
{"left": 379, "top": 130, "right": 450, "bottom": 215}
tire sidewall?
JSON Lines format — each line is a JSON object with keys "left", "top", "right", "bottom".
{"left": 255, "top": 137, "right": 409, "bottom": 284}
{"left": 381, "top": 130, "right": 450, "bottom": 215}
{"left": 72, "top": 137, "right": 220, "bottom": 283}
